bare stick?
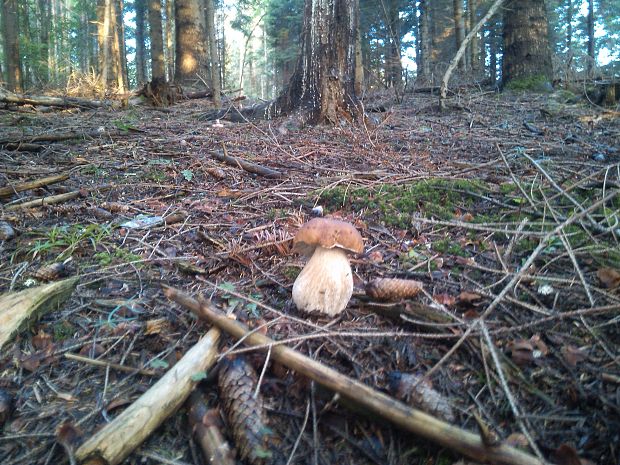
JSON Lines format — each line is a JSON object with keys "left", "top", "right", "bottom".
{"left": 439, "top": 0, "right": 505, "bottom": 110}
{"left": 214, "top": 143, "right": 283, "bottom": 178}
{"left": 0, "top": 173, "right": 69, "bottom": 198}
{"left": 5, "top": 190, "right": 83, "bottom": 211}
{"left": 164, "top": 286, "right": 546, "bottom": 465}
{"left": 75, "top": 329, "right": 221, "bottom": 465}
{"left": 64, "top": 353, "right": 158, "bottom": 377}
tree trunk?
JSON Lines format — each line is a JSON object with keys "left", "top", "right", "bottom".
{"left": 453, "top": 0, "right": 465, "bottom": 70}
{"left": 135, "top": 0, "right": 148, "bottom": 83}
{"left": 385, "top": 0, "right": 402, "bottom": 89}
{"left": 272, "top": 0, "right": 361, "bottom": 124}
{"left": 469, "top": 0, "right": 478, "bottom": 73}
{"left": 37, "top": 0, "right": 50, "bottom": 83}
{"left": 112, "top": 0, "right": 128, "bottom": 91}
{"left": 174, "top": 0, "right": 209, "bottom": 87}
{"left": 502, "top": 0, "right": 552, "bottom": 88}
{"left": 417, "top": 0, "right": 431, "bottom": 83}
{"left": 354, "top": 0, "right": 364, "bottom": 96}
{"left": 586, "top": 0, "right": 595, "bottom": 76}
{"left": 148, "top": 0, "right": 166, "bottom": 80}
{"left": 165, "top": 0, "right": 175, "bottom": 80}
{"left": 204, "top": 0, "right": 221, "bottom": 105}
{"left": 1, "top": 0, "right": 22, "bottom": 92}
{"left": 565, "top": 0, "right": 572, "bottom": 53}
{"left": 488, "top": 19, "right": 498, "bottom": 84}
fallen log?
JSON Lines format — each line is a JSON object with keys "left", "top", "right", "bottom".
{"left": 75, "top": 328, "right": 221, "bottom": 465}
{"left": 164, "top": 286, "right": 545, "bottom": 465}
{"left": 0, "top": 89, "right": 110, "bottom": 109}
{"left": 0, "top": 277, "right": 79, "bottom": 351}
{"left": 0, "top": 173, "right": 69, "bottom": 198}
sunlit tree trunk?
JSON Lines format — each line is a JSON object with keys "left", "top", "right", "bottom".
{"left": 165, "top": 0, "right": 175, "bottom": 80}
{"left": 174, "top": 0, "right": 209, "bottom": 87}
{"left": 112, "top": 0, "right": 128, "bottom": 91}
{"left": 453, "top": 0, "right": 464, "bottom": 70}
{"left": 1, "top": 0, "right": 22, "bottom": 91}
{"left": 354, "top": 0, "right": 364, "bottom": 96}
{"left": 586, "top": 0, "right": 595, "bottom": 76}
{"left": 271, "top": 0, "right": 360, "bottom": 124}
{"left": 204, "top": 0, "right": 221, "bottom": 105}
{"left": 502, "top": 0, "right": 552, "bottom": 87}
{"left": 135, "top": 0, "right": 148, "bottom": 83}
{"left": 148, "top": 0, "right": 166, "bottom": 79}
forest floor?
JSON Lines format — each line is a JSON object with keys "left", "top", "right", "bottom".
{"left": 0, "top": 87, "right": 619, "bottom": 465}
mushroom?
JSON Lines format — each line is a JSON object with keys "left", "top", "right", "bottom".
{"left": 292, "top": 218, "right": 364, "bottom": 316}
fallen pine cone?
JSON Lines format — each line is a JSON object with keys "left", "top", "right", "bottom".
{"left": 218, "top": 356, "right": 282, "bottom": 465}
{"left": 32, "top": 262, "right": 69, "bottom": 281}
{"left": 365, "top": 278, "right": 424, "bottom": 301}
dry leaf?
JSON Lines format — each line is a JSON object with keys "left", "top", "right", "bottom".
{"left": 57, "top": 392, "right": 78, "bottom": 402}
{"left": 550, "top": 443, "right": 582, "bottom": 465}
{"left": 530, "top": 334, "right": 549, "bottom": 356}
{"left": 367, "top": 250, "right": 384, "bottom": 263}
{"left": 562, "top": 345, "right": 587, "bottom": 367}
{"left": 509, "top": 340, "right": 535, "bottom": 366}
{"left": 505, "top": 432, "right": 529, "bottom": 448}
{"left": 32, "top": 330, "right": 53, "bottom": 350}
{"left": 597, "top": 267, "right": 620, "bottom": 289}
{"left": 144, "top": 318, "right": 170, "bottom": 336}
{"left": 458, "top": 291, "right": 482, "bottom": 304}
{"left": 434, "top": 293, "right": 456, "bottom": 307}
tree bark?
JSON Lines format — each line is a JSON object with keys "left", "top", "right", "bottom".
{"left": 586, "top": 0, "right": 595, "bottom": 76}
{"left": 148, "top": 0, "right": 166, "bottom": 80}
{"left": 165, "top": 0, "right": 175, "bottom": 79}
{"left": 135, "top": 0, "right": 148, "bottom": 83}
{"left": 354, "top": 0, "right": 364, "bottom": 96}
{"left": 502, "top": 0, "right": 553, "bottom": 87}
{"left": 115, "top": 0, "right": 129, "bottom": 91}
{"left": 174, "top": 0, "right": 209, "bottom": 87}
{"left": 204, "top": 0, "right": 221, "bottom": 105}
{"left": 271, "top": 0, "right": 361, "bottom": 124}
{"left": 468, "top": 0, "right": 478, "bottom": 72}
{"left": 1, "top": 0, "right": 22, "bottom": 92}
{"left": 453, "top": 0, "right": 465, "bottom": 70}
{"left": 37, "top": 0, "right": 50, "bottom": 83}
{"left": 417, "top": 0, "right": 431, "bottom": 83}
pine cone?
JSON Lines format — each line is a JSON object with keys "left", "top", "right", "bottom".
{"left": 365, "top": 278, "right": 424, "bottom": 301}
{"left": 218, "top": 356, "right": 282, "bottom": 465}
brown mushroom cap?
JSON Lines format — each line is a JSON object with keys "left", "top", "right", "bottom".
{"left": 293, "top": 217, "right": 364, "bottom": 256}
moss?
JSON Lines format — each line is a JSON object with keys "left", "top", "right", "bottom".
{"left": 53, "top": 321, "right": 74, "bottom": 341}
{"left": 317, "top": 179, "right": 486, "bottom": 228}
{"left": 504, "top": 75, "right": 552, "bottom": 92}
{"left": 500, "top": 183, "right": 517, "bottom": 194}
{"left": 433, "top": 238, "right": 467, "bottom": 256}
{"left": 282, "top": 266, "right": 300, "bottom": 281}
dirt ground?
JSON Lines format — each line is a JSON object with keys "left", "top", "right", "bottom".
{"left": 1, "top": 88, "right": 619, "bottom": 465}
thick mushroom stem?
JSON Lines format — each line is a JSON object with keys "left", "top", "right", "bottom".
{"left": 292, "top": 246, "right": 354, "bottom": 316}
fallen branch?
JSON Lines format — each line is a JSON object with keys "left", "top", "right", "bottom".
{"left": 75, "top": 328, "right": 221, "bottom": 465}
{"left": 4, "top": 190, "right": 84, "bottom": 211}
{"left": 164, "top": 286, "right": 545, "bottom": 465}
{"left": 439, "top": 0, "right": 505, "bottom": 110}
{"left": 0, "top": 129, "right": 125, "bottom": 145}
{"left": 64, "top": 353, "right": 158, "bottom": 377}
{"left": 187, "top": 392, "right": 235, "bottom": 465}
{"left": 214, "top": 143, "right": 283, "bottom": 179}
{"left": 0, "top": 89, "right": 110, "bottom": 109}
{"left": 0, "top": 277, "right": 79, "bottom": 351}
{"left": 0, "top": 173, "right": 69, "bottom": 198}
